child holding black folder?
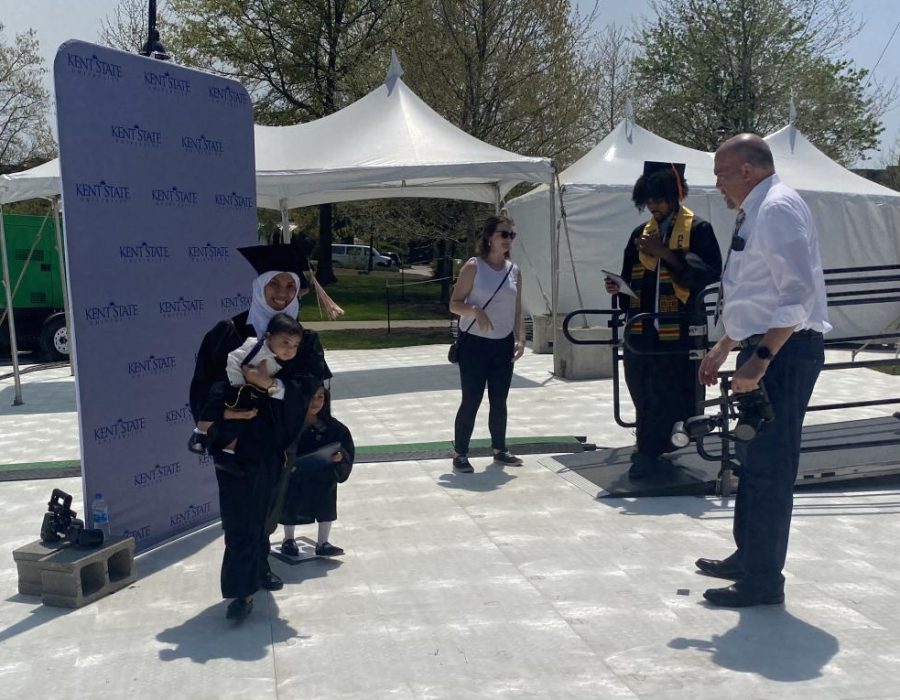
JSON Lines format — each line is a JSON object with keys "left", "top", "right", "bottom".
{"left": 276, "top": 382, "right": 354, "bottom": 557}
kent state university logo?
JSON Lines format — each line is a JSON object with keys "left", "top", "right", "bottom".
{"left": 208, "top": 83, "right": 251, "bottom": 107}
{"left": 65, "top": 51, "right": 123, "bottom": 82}
{"left": 84, "top": 301, "right": 140, "bottom": 326}
{"left": 170, "top": 501, "right": 213, "bottom": 528}
{"left": 151, "top": 185, "right": 200, "bottom": 208}
{"left": 119, "top": 241, "right": 171, "bottom": 263}
{"left": 92, "top": 416, "right": 148, "bottom": 445}
{"left": 111, "top": 123, "right": 162, "bottom": 149}
{"left": 122, "top": 524, "right": 152, "bottom": 544}
{"left": 127, "top": 354, "right": 177, "bottom": 379}
{"left": 220, "top": 291, "right": 252, "bottom": 314}
{"left": 187, "top": 242, "right": 229, "bottom": 263}
{"left": 165, "top": 402, "right": 192, "bottom": 426}
{"left": 74, "top": 180, "right": 131, "bottom": 205}
{"left": 144, "top": 69, "right": 191, "bottom": 95}
{"left": 214, "top": 191, "right": 255, "bottom": 210}
{"left": 159, "top": 296, "right": 205, "bottom": 319}
{"left": 133, "top": 460, "right": 182, "bottom": 489}
{"left": 181, "top": 134, "right": 224, "bottom": 156}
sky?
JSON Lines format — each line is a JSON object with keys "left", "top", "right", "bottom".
{"left": 1, "top": 0, "right": 898, "bottom": 164}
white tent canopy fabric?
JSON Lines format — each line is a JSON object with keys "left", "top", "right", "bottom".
{"left": 508, "top": 120, "right": 900, "bottom": 340}
{"left": 0, "top": 158, "right": 61, "bottom": 205}
{"left": 254, "top": 69, "right": 553, "bottom": 210}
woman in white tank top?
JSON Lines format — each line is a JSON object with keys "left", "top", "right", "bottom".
{"left": 448, "top": 216, "right": 526, "bottom": 473}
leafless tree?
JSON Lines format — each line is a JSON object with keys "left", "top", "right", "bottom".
{"left": 0, "top": 25, "right": 55, "bottom": 175}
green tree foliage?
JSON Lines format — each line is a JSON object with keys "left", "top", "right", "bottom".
{"left": 0, "top": 24, "right": 55, "bottom": 175}
{"left": 397, "top": 0, "right": 600, "bottom": 165}
{"left": 633, "top": 0, "right": 890, "bottom": 165}
{"left": 167, "top": 0, "right": 402, "bottom": 282}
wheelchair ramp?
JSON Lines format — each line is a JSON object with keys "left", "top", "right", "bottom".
{"left": 548, "top": 415, "right": 900, "bottom": 497}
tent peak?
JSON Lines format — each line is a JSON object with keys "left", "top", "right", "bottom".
{"left": 385, "top": 49, "right": 404, "bottom": 87}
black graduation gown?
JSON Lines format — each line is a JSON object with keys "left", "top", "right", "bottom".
{"left": 189, "top": 310, "right": 332, "bottom": 599}
{"left": 618, "top": 212, "right": 722, "bottom": 458}
{"left": 275, "top": 417, "right": 354, "bottom": 527}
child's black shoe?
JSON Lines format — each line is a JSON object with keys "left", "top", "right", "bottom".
{"left": 187, "top": 430, "right": 208, "bottom": 455}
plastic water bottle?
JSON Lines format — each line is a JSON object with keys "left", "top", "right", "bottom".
{"left": 91, "top": 492, "right": 110, "bottom": 537}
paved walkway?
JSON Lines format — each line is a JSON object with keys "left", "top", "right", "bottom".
{"left": 1, "top": 345, "right": 900, "bottom": 698}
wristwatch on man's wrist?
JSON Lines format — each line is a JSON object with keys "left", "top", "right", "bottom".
{"left": 755, "top": 345, "right": 773, "bottom": 361}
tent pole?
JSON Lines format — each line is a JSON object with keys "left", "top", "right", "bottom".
{"left": 549, "top": 170, "right": 559, "bottom": 373}
{"left": 280, "top": 199, "right": 290, "bottom": 244}
{"left": 494, "top": 184, "right": 502, "bottom": 215}
{"left": 51, "top": 197, "right": 75, "bottom": 376}
{"left": 0, "top": 206, "right": 24, "bottom": 404}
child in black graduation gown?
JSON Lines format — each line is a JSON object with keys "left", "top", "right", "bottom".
{"left": 274, "top": 382, "right": 354, "bottom": 557}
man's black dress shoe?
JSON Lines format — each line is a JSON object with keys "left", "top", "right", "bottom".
{"left": 226, "top": 597, "right": 253, "bottom": 620}
{"left": 261, "top": 572, "right": 283, "bottom": 591}
{"left": 695, "top": 557, "right": 743, "bottom": 580}
{"left": 703, "top": 584, "right": 784, "bottom": 608}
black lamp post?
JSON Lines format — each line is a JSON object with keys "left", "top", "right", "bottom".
{"left": 140, "top": 0, "right": 170, "bottom": 60}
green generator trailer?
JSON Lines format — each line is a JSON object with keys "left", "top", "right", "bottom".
{"left": 0, "top": 213, "right": 69, "bottom": 361}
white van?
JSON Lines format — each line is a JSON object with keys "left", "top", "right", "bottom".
{"left": 331, "top": 244, "right": 392, "bottom": 268}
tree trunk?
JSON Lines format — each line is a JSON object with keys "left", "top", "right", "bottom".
{"left": 316, "top": 203, "right": 336, "bottom": 285}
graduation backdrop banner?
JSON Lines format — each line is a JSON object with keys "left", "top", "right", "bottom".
{"left": 54, "top": 41, "right": 256, "bottom": 552}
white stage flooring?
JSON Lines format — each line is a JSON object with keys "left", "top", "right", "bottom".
{"left": 1, "top": 345, "right": 900, "bottom": 699}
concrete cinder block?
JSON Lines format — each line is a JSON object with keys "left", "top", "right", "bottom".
{"left": 530, "top": 315, "right": 558, "bottom": 354}
{"left": 553, "top": 325, "right": 613, "bottom": 380}
{"left": 12, "top": 540, "right": 67, "bottom": 596}
{"left": 12, "top": 536, "right": 136, "bottom": 608}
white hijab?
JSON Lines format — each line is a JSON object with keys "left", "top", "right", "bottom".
{"left": 247, "top": 270, "right": 301, "bottom": 334}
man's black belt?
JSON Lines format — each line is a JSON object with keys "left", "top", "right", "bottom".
{"left": 738, "top": 329, "right": 822, "bottom": 349}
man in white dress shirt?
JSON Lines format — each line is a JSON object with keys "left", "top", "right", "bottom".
{"left": 696, "top": 134, "right": 830, "bottom": 607}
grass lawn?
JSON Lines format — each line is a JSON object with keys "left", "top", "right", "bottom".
{"left": 317, "top": 327, "right": 450, "bottom": 350}
{"left": 300, "top": 268, "right": 452, "bottom": 322}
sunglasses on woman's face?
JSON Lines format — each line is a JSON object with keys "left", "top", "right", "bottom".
{"left": 495, "top": 230, "right": 517, "bottom": 240}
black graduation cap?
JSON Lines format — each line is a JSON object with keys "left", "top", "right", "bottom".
{"left": 238, "top": 244, "right": 306, "bottom": 275}
{"left": 643, "top": 161, "right": 686, "bottom": 181}
{"left": 642, "top": 161, "right": 687, "bottom": 200}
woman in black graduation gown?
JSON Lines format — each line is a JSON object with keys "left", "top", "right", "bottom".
{"left": 276, "top": 382, "right": 354, "bottom": 558}
{"left": 189, "top": 244, "right": 331, "bottom": 621}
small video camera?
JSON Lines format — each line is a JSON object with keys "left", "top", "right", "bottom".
{"left": 671, "top": 382, "right": 774, "bottom": 447}
{"left": 39, "top": 489, "right": 104, "bottom": 548}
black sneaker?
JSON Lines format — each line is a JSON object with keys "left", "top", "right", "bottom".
{"left": 226, "top": 597, "right": 253, "bottom": 621}
{"left": 493, "top": 450, "right": 523, "bottom": 466}
{"left": 452, "top": 455, "right": 474, "bottom": 473}
{"left": 187, "top": 430, "right": 208, "bottom": 455}
{"left": 280, "top": 538, "right": 300, "bottom": 557}
{"left": 315, "top": 542, "right": 344, "bottom": 557}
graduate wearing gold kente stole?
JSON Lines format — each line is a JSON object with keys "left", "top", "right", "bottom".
{"left": 605, "top": 162, "right": 722, "bottom": 479}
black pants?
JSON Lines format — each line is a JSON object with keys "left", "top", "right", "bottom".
{"left": 453, "top": 332, "right": 515, "bottom": 455}
{"left": 215, "top": 455, "right": 282, "bottom": 599}
{"left": 623, "top": 346, "right": 702, "bottom": 458}
{"left": 732, "top": 330, "right": 824, "bottom": 595}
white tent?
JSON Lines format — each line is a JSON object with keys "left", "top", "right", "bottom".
{"left": 0, "top": 158, "right": 61, "bottom": 205}
{"left": 508, "top": 119, "right": 900, "bottom": 340}
{"left": 254, "top": 56, "right": 553, "bottom": 216}
{"left": 507, "top": 120, "right": 726, "bottom": 319}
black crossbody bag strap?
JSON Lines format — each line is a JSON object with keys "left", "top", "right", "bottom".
{"left": 460, "top": 264, "right": 514, "bottom": 337}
